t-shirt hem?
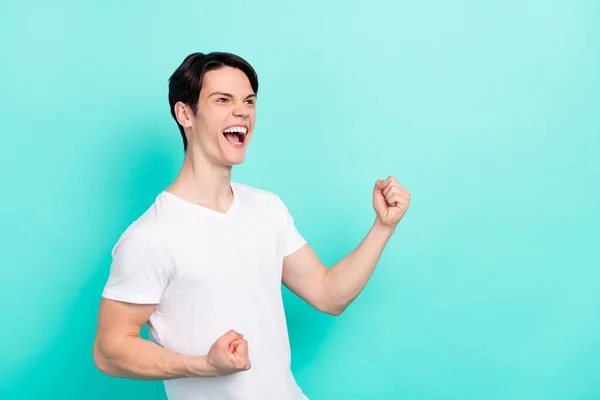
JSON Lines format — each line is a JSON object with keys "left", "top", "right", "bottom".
{"left": 284, "top": 239, "right": 307, "bottom": 258}
{"left": 101, "top": 289, "right": 161, "bottom": 304}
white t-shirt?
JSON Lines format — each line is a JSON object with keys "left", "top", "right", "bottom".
{"left": 102, "top": 181, "right": 309, "bottom": 400}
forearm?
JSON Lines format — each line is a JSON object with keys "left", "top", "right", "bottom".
{"left": 94, "top": 335, "right": 216, "bottom": 380}
{"left": 323, "top": 219, "right": 395, "bottom": 314}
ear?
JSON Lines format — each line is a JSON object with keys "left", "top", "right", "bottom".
{"left": 174, "top": 102, "right": 193, "bottom": 129}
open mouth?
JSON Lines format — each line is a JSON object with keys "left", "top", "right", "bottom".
{"left": 223, "top": 126, "right": 248, "bottom": 146}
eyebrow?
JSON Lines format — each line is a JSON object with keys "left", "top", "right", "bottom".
{"left": 208, "top": 92, "right": 257, "bottom": 100}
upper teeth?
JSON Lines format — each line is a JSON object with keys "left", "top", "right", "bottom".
{"left": 223, "top": 126, "right": 247, "bottom": 134}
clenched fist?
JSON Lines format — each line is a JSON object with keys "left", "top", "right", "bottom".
{"left": 207, "top": 329, "right": 251, "bottom": 376}
{"left": 373, "top": 176, "right": 410, "bottom": 229}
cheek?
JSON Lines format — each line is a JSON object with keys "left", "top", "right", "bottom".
{"left": 199, "top": 108, "right": 227, "bottom": 132}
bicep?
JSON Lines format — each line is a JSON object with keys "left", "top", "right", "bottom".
{"left": 96, "top": 298, "right": 157, "bottom": 341}
{"left": 281, "top": 244, "right": 328, "bottom": 309}
{"left": 93, "top": 298, "right": 158, "bottom": 374}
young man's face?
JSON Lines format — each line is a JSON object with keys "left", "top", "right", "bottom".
{"left": 189, "top": 66, "right": 256, "bottom": 166}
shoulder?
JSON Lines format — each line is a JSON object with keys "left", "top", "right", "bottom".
{"left": 232, "top": 181, "right": 279, "bottom": 198}
{"left": 111, "top": 196, "right": 168, "bottom": 257}
{"left": 232, "top": 181, "right": 293, "bottom": 225}
{"left": 232, "top": 181, "right": 285, "bottom": 206}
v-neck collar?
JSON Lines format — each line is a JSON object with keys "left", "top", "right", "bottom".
{"left": 161, "top": 182, "right": 240, "bottom": 221}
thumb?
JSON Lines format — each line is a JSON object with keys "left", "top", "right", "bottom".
{"left": 375, "top": 179, "right": 386, "bottom": 191}
{"left": 232, "top": 339, "right": 251, "bottom": 370}
{"left": 218, "top": 329, "right": 243, "bottom": 346}
{"left": 235, "top": 339, "right": 248, "bottom": 356}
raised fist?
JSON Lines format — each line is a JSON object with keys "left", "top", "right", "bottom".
{"left": 373, "top": 176, "right": 410, "bottom": 228}
{"left": 207, "top": 329, "right": 251, "bottom": 376}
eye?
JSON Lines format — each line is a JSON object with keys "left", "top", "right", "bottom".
{"left": 217, "top": 97, "right": 229, "bottom": 103}
{"left": 245, "top": 99, "right": 255, "bottom": 105}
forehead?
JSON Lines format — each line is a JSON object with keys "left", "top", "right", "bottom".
{"left": 201, "top": 67, "right": 253, "bottom": 95}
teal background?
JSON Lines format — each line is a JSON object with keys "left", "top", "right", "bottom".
{"left": 1, "top": 0, "right": 599, "bottom": 399}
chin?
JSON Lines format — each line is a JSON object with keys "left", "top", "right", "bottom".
{"left": 224, "top": 155, "right": 246, "bottom": 166}
{"left": 221, "top": 146, "right": 248, "bottom": 166}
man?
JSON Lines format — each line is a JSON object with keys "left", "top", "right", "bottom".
{"left": 93, "top": 52, "right": 410, "bottom": 400}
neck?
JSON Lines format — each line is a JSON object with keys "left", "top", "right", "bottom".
{"left": 166, "top": 146, "right": 234, "bottom": 212}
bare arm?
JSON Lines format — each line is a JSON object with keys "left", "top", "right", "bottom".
{"left": 282, "top": 176, "right": 410, "bottom": 315}
{"left": 93, "top": 299, "right": 250, "bottom": 380}
{"left": 282, "top": 220, "right": 394, "bottom": 315}
{"left": 93, "top": 298, "right": 214, "bottom": 379}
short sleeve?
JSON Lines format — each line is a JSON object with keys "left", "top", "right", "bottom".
{"left": 102, "top": 228, "right": 169, "bottom": 304}
{"left": 278, "top": 196, "right": 307, "bottom": 257}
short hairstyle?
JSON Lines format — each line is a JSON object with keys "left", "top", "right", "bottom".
{"left": 168, "top": 52, "right": 259, "bottom": 152}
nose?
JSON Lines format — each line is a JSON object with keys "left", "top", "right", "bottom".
{"left": 233, "top": 104, "right": 250, "bottom": 119}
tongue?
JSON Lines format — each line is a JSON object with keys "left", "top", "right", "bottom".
{"left": 224, "top": 133, "right": 240, "bottom": 144}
